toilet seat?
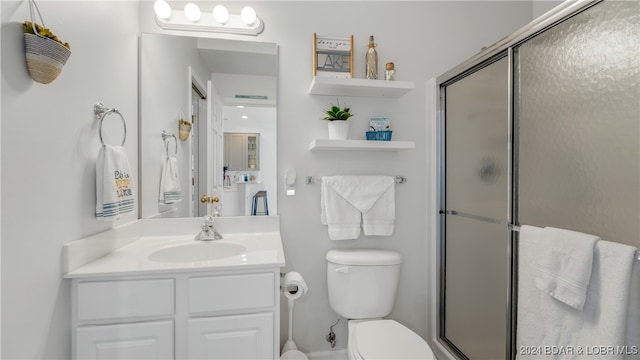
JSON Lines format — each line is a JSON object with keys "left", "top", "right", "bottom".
{"left": 348, "top": 320, "right": 435, "bottom": 360}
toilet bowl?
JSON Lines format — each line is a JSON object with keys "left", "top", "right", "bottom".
{"left": 326, "top": 249, "right": 435, "bottom": 360}
{"left": 347, "top": 320, "right": 434, "bottom": 360}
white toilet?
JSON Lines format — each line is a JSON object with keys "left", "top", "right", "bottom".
{"left": 326, "top": 249, "right": 435, "bottom": 360}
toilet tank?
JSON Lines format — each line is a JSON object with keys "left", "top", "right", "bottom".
{"left": 326, "top": 249, "right": 402, "bottom": 319}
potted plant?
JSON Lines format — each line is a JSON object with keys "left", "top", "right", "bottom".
{"left": 323, "top": 100, "right": 354, "bottom": 140}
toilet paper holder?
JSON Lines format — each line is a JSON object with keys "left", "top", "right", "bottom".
{"left": 282, "top": 284, "right": 299, "bottom": 294}
{"left": 280, "top": 272, "right": 300, "bottom": 294}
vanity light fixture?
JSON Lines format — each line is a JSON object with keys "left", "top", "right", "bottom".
{"left": 212, "top": 5, "right": 229, "bottom": 24}
{"left": 153, "top": 0, "right": 172, "bottom": 20}
{"left": 240, "top": 6, "right": 256, "bottom": 25}
{"left": 153, "top": 2, "right": 264, "bottom": 36}
{"left": 183, "top": 3, "right": 201, "bottom": 22}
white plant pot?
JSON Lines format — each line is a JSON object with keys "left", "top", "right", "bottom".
{"left": 327, "top": 121, "right": 349, "bottom": 140}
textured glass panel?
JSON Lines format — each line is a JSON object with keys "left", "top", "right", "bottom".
{"left": 445, "top": 215, "right": 508, "bottom": 359}
{"left": 446, "top": 57, "right": 509, "bottom": 221}
{"left": 516, "top": 1, "right": 640, "bottom": 246}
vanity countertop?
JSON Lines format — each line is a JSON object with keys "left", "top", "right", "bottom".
{"left": 63, "top": 217, "right": 285, "bottom": 279}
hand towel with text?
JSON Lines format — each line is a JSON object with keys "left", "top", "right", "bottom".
{"left": 96, "top": 145, "right": 135, "bottom": 221}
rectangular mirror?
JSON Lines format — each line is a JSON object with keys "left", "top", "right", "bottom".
{"left": 140, "top": 33, "right": 277, "bottom": 219}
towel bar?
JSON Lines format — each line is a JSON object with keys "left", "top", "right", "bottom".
{"left": 94, "top": 102, "right": 127, "bottom": 147}
{"left": 305, "top": 175, "right": 407, "bottom": 185}
{"left": 508, "top": 223, "right": 640, "bottom": 260}
{"left": 161, "top": 130, "right": 177, "bottom": 156}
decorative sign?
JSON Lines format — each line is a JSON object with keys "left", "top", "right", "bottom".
{"left": 313, "top": 33, "right": 354, "bottom": 78}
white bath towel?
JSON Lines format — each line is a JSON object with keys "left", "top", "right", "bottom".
{"left": 320, "top": 176, "right": 395, "bottom": 240}
{"left": 159, "top": 155, "right": 181, "bottom": 204}
{"left": 535, "top": 227, "right": 599, "bottom": 310}
{"left": 321, "top": 177, "right": 361, "bottom": 240}
{"left": 518, "top": 225, "right": 639, "bottom": 360}
{"left": 95, "top": 145, "right": 135, "bottom": 221}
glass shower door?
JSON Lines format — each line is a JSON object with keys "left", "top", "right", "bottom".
{"left": 441, "top": 55, "right": 511, "bottom": 359}
{"left": 515, "top": 0, "right": 640, "bottom": 247}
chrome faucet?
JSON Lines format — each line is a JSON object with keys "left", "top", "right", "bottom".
{"left": 195, "top": 215, "right": 223, "bottom": 241}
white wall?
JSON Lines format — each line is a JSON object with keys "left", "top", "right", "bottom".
{"left": 0, "top": 1, "right": 535, "bottom": 358}
{"left": 140, "top": 33, "right": 210, "bottom": 218}
{"left": 1, "top": 1, "right": 139, "bottom": 358}
{"left": 533, "top": 0, "right": 564, "bottom": 19}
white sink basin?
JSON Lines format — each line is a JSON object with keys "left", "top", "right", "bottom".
{"left": 148, "top": 241, "right": 247, "bottom": 263}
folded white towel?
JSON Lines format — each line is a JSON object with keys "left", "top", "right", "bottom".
{"left": 534, "top": 227, "right": 599, "bottom": 310}
{"left": 95, "top": 145, "right": 135, "bottom": 221}
{"left": 517, "top": 225, "right": 639, "bottom": 360}
{"left": 321, "top": 177, "right": 361, "bottom": 240}
{"left": 362, "top": 184, "right": 394, "bottom": 236}
{"left": 320, "top": 176, "right": 395, "bottom": 240}
{"left": 159, "top": 155, "right": 181, "bottom": 204}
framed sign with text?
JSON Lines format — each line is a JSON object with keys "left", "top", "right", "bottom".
{"left": 313, "top": 33, "right": 354, "bottom": 78}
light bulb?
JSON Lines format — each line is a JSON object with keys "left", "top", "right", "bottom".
{"left": 240, "top": 6, "right": 257, "bottom": 25}
{"left": 212, "top": 5, "right": 229, "bottom": 24}
{"left": 184, "top": 3, "right": 201, "bottom": 22}
{"left": 153, "top": 0, "right": 172, "bottom": 20}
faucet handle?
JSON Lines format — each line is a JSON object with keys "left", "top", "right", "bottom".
{"left": 203, "top": 215, "right": 215, "bottom": 226}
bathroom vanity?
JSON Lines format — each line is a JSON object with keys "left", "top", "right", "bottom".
{"left": 63, "top": 217, "right": 285, "bottom": 360}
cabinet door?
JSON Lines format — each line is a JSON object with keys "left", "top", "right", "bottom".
{"left": 76, "top": 320, "right": 173, "bottom": 359}
{"left": 224, "top": 133, "right": 246, "bottom": 171}
{"left": 188, "top": 312, "right": 273, "bottom": 360}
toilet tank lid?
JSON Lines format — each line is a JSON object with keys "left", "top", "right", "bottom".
{"left": 326, "top": 249, "right": 402, "bottom": 265}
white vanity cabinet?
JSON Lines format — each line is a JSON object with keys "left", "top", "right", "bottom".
{"left": 71, "top": 269, "right": 280, "bottom": 360}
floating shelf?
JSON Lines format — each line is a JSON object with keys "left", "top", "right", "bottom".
{"left": 309, "top": 77, "right": 415, "bottom": 98}
{"left": 309, "top": 139, "right": 415, "bottom": 151}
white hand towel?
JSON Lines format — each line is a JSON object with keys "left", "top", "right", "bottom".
{"left": 159, "top": 156, "right": 181, "bottom": 204}
{"left": 321, "top": 177, "right": 361, "bottom": 240}
{"left": 362, "top": 184, "right": 395, "bottom": 236}
{"left": 534, "top": 227, "right": 599, "bottom": 310}
{"left": 320, "top": 176, "right": 395, "bottom": 240}
{"left": 518, "top": 225, "right": 639, "bottom": 360}
{"left": 324, "top": 176, "right": 395, "bottom": 213}
{"left": 95, "top": 145, "right": 135, "bottom": 221}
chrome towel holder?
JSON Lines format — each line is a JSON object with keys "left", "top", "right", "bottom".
{"left": 305, "top": 175, "right": 407, "bottom": 185}
{"left": 94, "top": 102, "right": 126, "bottom": 147}
{"left": 161, "top": 130, "right": 178, "bottom": 157}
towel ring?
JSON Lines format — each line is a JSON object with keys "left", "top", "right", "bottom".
{"left": 94, "top": 102, "right": 127, "bottom": 147}
{"left": 162, "top": 130, "right": 178, "bottom": 157}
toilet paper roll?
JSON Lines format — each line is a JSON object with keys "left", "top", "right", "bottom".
{"left": 283, "top": 272, "right": 308, "bottom": 300}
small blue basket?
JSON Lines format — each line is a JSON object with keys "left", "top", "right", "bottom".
{"left": 365, "top": 130, "right": 393, "bottom": 141}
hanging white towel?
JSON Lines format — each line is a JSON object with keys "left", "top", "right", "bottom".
{"left": 95, "top": 145, "right": 135, "bottom": 221}
{"left": 535, "top": 227, "right": 599, "bottom": 310}
{"left": 159, "top": 155, "right": 181, "bottom": 204}
{"left": 320, "top": 176, "right": 395, "bottom": 240}
{"left": 517, "top": 225, "right": 639, "bottom": 360}
{"left": 321, "top": 177, "right": 361, "bottom": 240}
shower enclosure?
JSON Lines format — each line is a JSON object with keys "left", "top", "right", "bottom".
{"left": 436, "top": 1, "right": 639, "bottom": 359}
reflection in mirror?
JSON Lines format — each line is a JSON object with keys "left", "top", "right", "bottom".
{"left": 140, "top": 33, "right": 277, "bottom": 219}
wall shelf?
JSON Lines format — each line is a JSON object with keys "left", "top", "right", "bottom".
{"left": 309, "top": 139, "right": 415, "bottom": 151}
{"left": 308, "top": 77, "right": 415, "bottom": 98}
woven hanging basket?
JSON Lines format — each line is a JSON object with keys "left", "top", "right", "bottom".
{"left": 23, "top": 0, "right": 71, "bottom": 84}
{"left": 24, "top": 32, "right": 71, "bottom": 84}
